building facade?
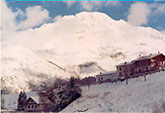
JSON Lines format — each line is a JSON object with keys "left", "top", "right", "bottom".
{"left": 96, "top": 71, "right": 117, "bottom": 83}
{"left": 24, "top": 97, "right": 40, "bottom": 112}
{"left": 116, "top": 62, "right": 135, "bottom": 79}
{"left": 133, "top": 58, "right": 152, "bottom": 74}
{"left": 116, "top": 53, "right": 165, "bottom": 79}
{"left": 151, "top": 53, "right": 165, "bottom": 70}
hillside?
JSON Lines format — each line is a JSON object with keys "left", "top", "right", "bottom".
{"left": 1, "top": 12, "right": 165, "bottom": 92}
{"left": 1, "top": 44, "right": 75, "bottom": 93}
{"left": 62, "top": 71, "right": 165, "bottom": 113}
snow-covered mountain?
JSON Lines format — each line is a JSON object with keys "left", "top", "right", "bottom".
{"left": 1, "top": 12, "right": 165, "bottom": 92}
{"left": 15, "top": 12, "right": 165, "bottom": 74}
{"left": 61, "top": 71, "right": 165, "bottom": 113}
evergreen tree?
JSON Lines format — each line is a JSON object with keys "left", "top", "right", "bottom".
{"left": 1, "top": 96, "right": 5, "bottom": 109}
{"left": 67, "top": 76, "right": 81, "bottom": 102}
{"left": 17, "top": 91, "right": 27, "bottom": 111}
{"left": 18, "top": 91, "right": 23, "bottom": 111}
{"left": 22, "top": 92, "right": 27, "bottom": 106}
{"left": 44, "top": 76, "right": 82, "bottom": 112}
{"left": 68, "top": 76, "right": 75, "bottom": 88}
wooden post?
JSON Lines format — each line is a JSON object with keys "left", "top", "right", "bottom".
{"left": 126, "top": 79, "right": 128, "bottom": 85}
{"left": 88, "top": 83, "right": 90, "bottom": 89}
{"left": 144, "top": 74, "right": 146, "bottom": 81}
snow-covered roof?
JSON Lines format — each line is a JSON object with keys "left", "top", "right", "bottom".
{"left": 29, "top": 96, "right": 40, "bottom": 104}
{"left": 135, "top": 54, "right": 157, "bottom": 60}
{"left": 116, "top": 62, "right": 134, "bottom": 67}
{"left": 117, "top": 53, "right": 164, "bottom": 67}
{"left": 133, "top": 53, "right": 164, "bottom": 61}
{"left": 96, "top": 71, "right": 116, "bottom": 77}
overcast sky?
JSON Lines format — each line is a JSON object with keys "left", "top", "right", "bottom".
{"left": 1, "top": 1, "right": 165, "bottom": 33}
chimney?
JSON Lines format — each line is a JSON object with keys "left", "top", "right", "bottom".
{"left": 158, "top": 51, "right": 160, "bottom": 54}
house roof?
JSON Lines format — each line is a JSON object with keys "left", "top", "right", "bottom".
{"left": 96, "top": 71, "right": 117, "bottom": 77}
{"left": 132, "top": 53, "right": 164, "bottom": 62}
{"left": 151, "top": 53, "right": 165, "bottom": 59}
{"left": 26, "top": 96, "right": 40, "bottom": 104}
{"left": 25, "top": 92, "right": 40, "bottom": 104}
{"left": 116, "top": 62, "right": 134, "bottom": 67}
{"left": 116, "top": 53, "right": 165, "bottom": 67}
{"left": 136, "top": 54, "right": 157, "bottom": 60}
{"left": 30, "top": 96, "right": 40, "bottom": 104}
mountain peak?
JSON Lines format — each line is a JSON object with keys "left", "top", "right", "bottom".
{"left": 62, "top": 11, "right": 115, "bottom": 25}
{"left": 75, "top": 12, "right": 115, "bottom": 21}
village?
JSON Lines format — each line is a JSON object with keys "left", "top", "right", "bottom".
{"left": 96, "top": 52, "right": 165, "bottom": 84}
{"left": 2, "top": 52, "right": 165, "bottom": 113}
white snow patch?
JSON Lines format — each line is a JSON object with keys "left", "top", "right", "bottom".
{"left": 62, "top": 71, "right": 165, "bottom": 112}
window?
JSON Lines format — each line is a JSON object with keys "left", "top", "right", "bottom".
{"left": 28, "top": 105, "right": 30, "bottom": 108}
{"left": 119, "top": 68, "right": 122, "bottom": 71}
{"left": 162, "top": 61, "right": 165, "bottom": 65}
{"left": 101, "top": 77, "right": 103, "bottom": 80}
{"left": 32, "top": 105, "right": 33, "bottom": 108}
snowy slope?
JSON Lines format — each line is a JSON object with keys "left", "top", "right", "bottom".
{"left": 3, "top": 72, "right": 165, "bottom": 112}
{"left": 62, "top": 71, "right": 165, "bottom": 113}
{"left": 1, "top": 12, "right": 165, "bottom": 92}
{"left": 1, "top": 43, "right": 75, "bottom": 93}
